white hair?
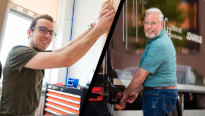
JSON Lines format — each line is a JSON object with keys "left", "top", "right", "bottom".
{"left": 145, "top": 8, "right": 164, "bottom": 21}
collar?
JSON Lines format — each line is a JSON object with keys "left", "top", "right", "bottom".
{"left": 147, "top": 29, "right": 165, "bottom": 44}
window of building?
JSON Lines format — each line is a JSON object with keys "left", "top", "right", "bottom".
{"left": 0, "top": 8, "right": 52, "bottom": 86}
{"left": 0, "top": 9, "right": 33, "bottom": 68}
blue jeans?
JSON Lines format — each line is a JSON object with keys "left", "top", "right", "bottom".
{"left": 142, "top": 89, "right": 177, "bottom": 116}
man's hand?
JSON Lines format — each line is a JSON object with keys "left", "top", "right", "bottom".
{"left": 120, "top": 90, "right": 139, "bottom": 107}
{"left": 125, "top": 91, "right": 139, "bottom": 104}
{"left": 98, "top": 1, "right": 114, "bottom": 19}
{"left": 94, "top": 1, "right": 116, "bottom": 34}
{"left": 120, "top": 84, "right": 143, "bottom": 107}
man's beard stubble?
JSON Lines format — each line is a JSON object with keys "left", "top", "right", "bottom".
{"left": 145, "top": 28, "right": 161, "bottom": 39}
{"left": 31, "top": 41, "right": 44, "bottom": 52}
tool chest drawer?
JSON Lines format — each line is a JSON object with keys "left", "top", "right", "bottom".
{"left": 43, "top": 84, "right": 86, "bottom": 115}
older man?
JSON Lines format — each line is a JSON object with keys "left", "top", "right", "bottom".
{"left": 120, "top": 8, "right": 177, "bottom": 116}
{"left": 0, "top": 2, "right": 115, "bottom": 115}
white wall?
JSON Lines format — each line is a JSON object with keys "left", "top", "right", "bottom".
{"left": 52, "top": 0, "right": 107, "bottom": 86}
{"left": 68, "top": 0, "right": 107, "bottom": 87}
{"left": 47, "top": 0, "right": 74, "bottom": 84}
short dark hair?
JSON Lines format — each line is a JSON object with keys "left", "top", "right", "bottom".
{"left": 29, "top": 14, "right": 53, "bottom": 30}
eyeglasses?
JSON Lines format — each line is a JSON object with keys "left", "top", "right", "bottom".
{"left": 31, "top": 26, "right": 57, "bottom": 38}
{"left": 143, "top": 21, "right": 161, "bottom": 27}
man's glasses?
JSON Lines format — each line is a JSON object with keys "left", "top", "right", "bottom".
{"left": 31, "top": 26, "right": 57, "bottom": 38}
{"left": 143, "top": 21, "right": 161, "bottom": 27}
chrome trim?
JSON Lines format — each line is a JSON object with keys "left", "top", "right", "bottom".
{"left": 47, "top": 93, "right": 80, "bottom": 104}
{"left": 126, "top": 0, "right": 128, "bottom": 50}
{"left": 177, "top": 84, "right": 205, "bottom": 93}
{"left": 47, "top": 89, "right": 81, "bottom": 98}
{"left": 46, "top": 98, "right": 79, "bottom": 110}
{"left": 136, "top": 0, "right": 138, "bottom": 42}
{"left": 45, "top": 108, "right": 61, "bottom": 115}
{"left": 123, "top": 4, "right": 124, "bottom": 42}
{"left": 133, "top": 0, "right": 135, "bottom": 27}
{"left": 46, "top": 103, "right": 75, "bottom": 114}
{"left": 117, "top": 79, "right": 205, "bottom": 93}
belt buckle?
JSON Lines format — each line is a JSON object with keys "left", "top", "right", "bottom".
{"left": 144, "top": 87, "right": 154, "bottom": 91}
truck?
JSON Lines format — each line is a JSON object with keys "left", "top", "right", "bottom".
{"left": 103, "top": 0, "right": 205, "bottom": 116}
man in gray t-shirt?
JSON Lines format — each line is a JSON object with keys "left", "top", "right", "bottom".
{"left": 1, "top": 46, "right": 42, "bottom": 115}
{"left": 0, "top": 2, "right": 116, "bottom": 115}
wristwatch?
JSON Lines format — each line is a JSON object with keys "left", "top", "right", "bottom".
{"left": 88, "top": 23, "right": 95, "bottom": 31}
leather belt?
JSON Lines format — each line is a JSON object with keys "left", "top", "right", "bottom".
{"left": 144, "top": 86, "right": 176, "bottom": 91}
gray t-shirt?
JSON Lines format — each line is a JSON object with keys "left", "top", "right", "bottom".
{"left": 0, "top": 46, "right": 44, "bottom": 115}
